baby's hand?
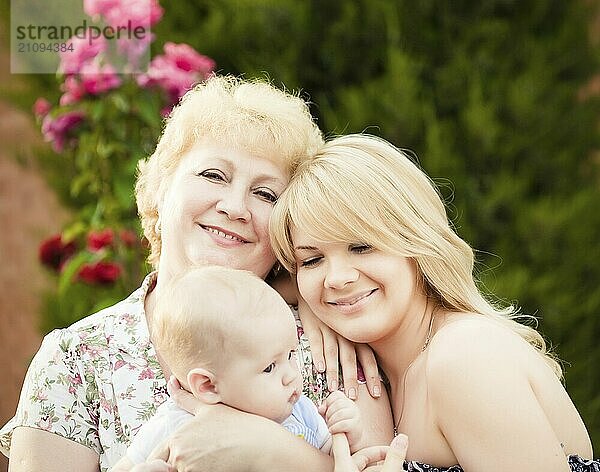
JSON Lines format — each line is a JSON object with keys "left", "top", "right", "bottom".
{"left": 319, "top": 390, "right": 363, "bottom": 452}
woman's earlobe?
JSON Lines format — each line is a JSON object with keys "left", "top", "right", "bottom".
{"left": 187, "top": 367, "right": 221, "bottom": 404}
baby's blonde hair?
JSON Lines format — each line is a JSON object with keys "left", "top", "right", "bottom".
{"left": 136, "top": 75, "right": 323, "bottom": 268}
{"left": 152, "top": 266, "right": 285, "bottom": 383}
{"left": 270, "top": 134, "right": 561, "bottom": 378}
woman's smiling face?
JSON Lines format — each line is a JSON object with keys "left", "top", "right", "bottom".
{"left": 292, "top": 228, "right": 421, "bottom": 344}
{"left": 158, "top": 139, "right": 289, "bottom": 279}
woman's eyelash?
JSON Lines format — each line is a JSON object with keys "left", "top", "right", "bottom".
{"left": 351, "top": 244, "right": 373, "bottom": 253}
{"left": 254, "top": 188, "right": 278, "bottom": 203}
{"left": 263, "top": 362, "right": 275, "bottom": 373}
{"left": 300, "top": 257, "right": 321, "bottom": 267}
{"left": 198, "top": 169, "right": 226, "bottom": 181}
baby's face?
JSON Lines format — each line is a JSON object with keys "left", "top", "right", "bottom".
{"left": 216, "top": 302, "right": 303, "bottom": 423}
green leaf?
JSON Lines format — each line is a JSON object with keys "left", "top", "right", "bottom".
{"left": 58, "top": 251, "right": 93, "bottom": 296}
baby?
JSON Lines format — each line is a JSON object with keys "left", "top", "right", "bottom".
{"left": 111, "top": 266, "right": 363, "bottom": 470}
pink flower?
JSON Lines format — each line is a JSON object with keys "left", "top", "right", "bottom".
{"left": 87, "top": 228, "right": 115, "bottom": 251}
{"left": 59, "top": 76, "right": 86, "bottom": 106}
{"left": 41, "top": 111, "right": 85, "bottom": 152}
{"left": 33, "top": 98, "right": 52, "bottom": 118}
{"left": 114, "top": 359, "right": 126, "bottom": 370}
{"left": 163, "top": 42, "right": 214, "bottom": 73}
{"left": 83, "top": 0, "right": 121, "bottom": 18}
{"left": 138, "top": 368, "right": 155, "bottom": 380}
{"left": 69, "top": 373, "right": 83, "bottom": 385}
{"left": 81, "top": 62, "right": 122, "bottom": 94}
{"left": 85, "top": 0, "right": 163, "bottom": 29}
{"left": 59, "top": 63, "right": 122, "bottom": 105}
{"left": 59, "top": 34, "right": 107, "bottom": 75}
{"left": 137, "top": 42, "right": 215, "bottom": 104}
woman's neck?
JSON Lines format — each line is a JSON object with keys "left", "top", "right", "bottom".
{"left": 370, "top": 297, "right": 438, "bottom": 385}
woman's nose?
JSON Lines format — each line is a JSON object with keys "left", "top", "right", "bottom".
{"left": 324, "top": 258, "right": 359, "bottom": 289}
{"left": 215, "top": 188, "right": 251, "bottom": 221}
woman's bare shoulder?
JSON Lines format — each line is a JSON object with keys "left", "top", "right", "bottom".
{"left": 424, "top": 313, "right": 536, "bottom": 384}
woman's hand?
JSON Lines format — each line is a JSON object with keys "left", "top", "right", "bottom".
{"left": 332, "top": 433, "right": 408, "bottom": 472}
{"left": 298, "top": 296, "right": 381, "bottom": 400}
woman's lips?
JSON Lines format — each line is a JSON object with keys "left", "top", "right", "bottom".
{"left": 327, "top": 288, "right": 377, "bottom": 306}
{"left": 200, "top": 224, "right": 249, "bottom": 245}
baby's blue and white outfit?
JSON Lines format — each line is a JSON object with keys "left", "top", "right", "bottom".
{"left": 126, "top": 395, "right": 330, "bottom": 464}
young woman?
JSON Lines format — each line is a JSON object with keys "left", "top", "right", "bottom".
{"left": 270, "top": 134, "right": 598, "bottom": 471}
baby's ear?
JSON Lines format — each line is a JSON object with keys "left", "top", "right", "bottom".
{"left": 187, "top": 368, "right": 221, "bottom": 404}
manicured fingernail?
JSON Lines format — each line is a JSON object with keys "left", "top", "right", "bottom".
{"left": 348, "top": 387, "right": 357, "bottom": 400}
{"left": 392, "top": 433, "right": 408, "bottom": 449}
{"left": 317, "top": 362, "right": 325, "bottom": 372}
{"left": 373, "top": 385, "right": 381, "bottom": 397}
{"left": 330, "top": 380, "right": 338, "bottom": 392}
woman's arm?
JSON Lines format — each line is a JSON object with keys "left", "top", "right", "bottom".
{"left": 149, "top": 402, "right": 334, "bottom": 472}
{"left": 353, "top": 383, "right": 394, "bottom": 448}
{"left": 9, "top": 427, "right": 99, "bottom": 472}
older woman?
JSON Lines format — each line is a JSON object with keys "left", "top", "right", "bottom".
{"left": 0, "top": 77, "right": 390, "bottom": 472}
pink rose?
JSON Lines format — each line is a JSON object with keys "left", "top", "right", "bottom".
{"left": 59, "top": 63, "right": 121, "bottom": 105}
{"left": 33, "top": 98, "right": 52, "bottom": 118}
{"left": 59, "top": 76, "right": 86, "bottom": 106}
{"left": 163, "top": 42, "right": 215, "bottom": 73}
{"left": 137, "top": 42, "right": 215, "bottom": 104}
{"left": 83, "top": 0, "right": 121, "bottom": 18}
{"left": 80, "top": 62, "right": 122, "bottom": 94}
{"left": 59, "top": 34, "right": 107, "bottom": 75}
{"left": 86, "top": 0, "right": 163, "bottom": 29}
{"left": 41, "top": 111, "right": 85, "bottom": 152}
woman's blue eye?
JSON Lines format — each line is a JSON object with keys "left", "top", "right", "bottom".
{"left": 263, "top": 362, "right": 275, "bottom": 373}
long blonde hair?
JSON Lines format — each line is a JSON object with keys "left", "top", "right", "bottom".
{"left": 270, "top": 134, "right": 561, "bottom": 377}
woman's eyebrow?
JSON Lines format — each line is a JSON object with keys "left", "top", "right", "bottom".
{"left": 294, "top": 245, "right": 319, "bottom": 251}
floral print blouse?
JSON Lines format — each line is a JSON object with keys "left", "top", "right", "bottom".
{"left": 0, "top": 273, "right": 327, "bottom": 472}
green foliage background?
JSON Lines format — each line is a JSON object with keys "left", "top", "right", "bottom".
{"left": 2, "top": 0, "right": 599, "bottom": 453}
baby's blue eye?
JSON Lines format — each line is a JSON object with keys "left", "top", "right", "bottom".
{"left": 263, "top": 362, "right": 275, "bottom": 373}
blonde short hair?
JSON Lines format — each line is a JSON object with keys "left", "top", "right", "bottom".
{"left": 270, "top": 134, "right": 561, "bottom": 377}
{"left": 152, "top": 265, "right": 286, "bottom": 382}
{"left": 135, "top": 75, "right": 323, "bottom": 268}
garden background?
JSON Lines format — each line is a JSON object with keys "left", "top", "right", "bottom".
{"left": 1, "top": 1, "right": 599, "bottom": 470}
